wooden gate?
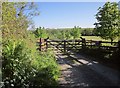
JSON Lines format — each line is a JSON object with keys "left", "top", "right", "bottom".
{"left": 47, "top": 39, "right": 83, "bottom": 53}
{"left": 37, "top": 38, "right": 120, "bottom": 55}
{"left": 37, "top": 38, "right": 48, "bottom": 51}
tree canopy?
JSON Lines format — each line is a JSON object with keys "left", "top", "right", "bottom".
{"left": 2, "top": 2, "right": 39, "bottom": 40}
{"left": 94, "top": 2, "right": 120, "bottom": 42}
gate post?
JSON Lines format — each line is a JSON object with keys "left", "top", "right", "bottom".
{"left": 46, "top": 37, "right": 49, "bottom": 50}
{"left": 64, "top": 40, "right": 66, "bottom": 53}
{"left": 40, "top": 38, "right": 42, "bottom": 51}
{"left": 118, "top": 40, "right": 120, "bottom": 51}
{"left": 82, "top": 38, "right": 86, "bottom": 49}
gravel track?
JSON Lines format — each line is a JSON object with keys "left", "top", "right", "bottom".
{"left": 54, "top": 49, "right": 120, "bottom": 87}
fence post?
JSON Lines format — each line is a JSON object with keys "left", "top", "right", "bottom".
{"left": 98, "top": 41, "right": 102, "bottom": 49}
{"left": 46, "top": 37, "right": 49, "bottom": 50}
{"left": 118, "top": 40, "right": 120, "bottom": 51}
{"left": 40, "top": 38, "right": 42, "bottom": 51}
{"left": 64, "top": 40, "right": 66, "bottom": 53}
{"left": 82, "top": 38, "right": 86, "bottom": 49}
{"left": 90, "top": 40, "right": 92, "bottom": 49}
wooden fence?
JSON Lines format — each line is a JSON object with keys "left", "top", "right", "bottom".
{"left": 37, "top": 37, "right": 120, "bottom": 54}
{"left": 37, "top": 38, "right": 48, "bottom": 51}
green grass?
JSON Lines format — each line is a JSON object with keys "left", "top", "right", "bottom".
{"left": 81, "top": 36, "right": 119, "bottom": 46}
{"left": 81, "top": 36, "right": 119, "bottom": 42}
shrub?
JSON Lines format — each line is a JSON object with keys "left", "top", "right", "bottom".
{"left": 2, "top": 40, "right": 36, "bottom": 87}
{"left": 2, "top": 39, "right": 60, "bottom": 87}
{"left": 30, "top": 50, "right": 60, "bottom": 87}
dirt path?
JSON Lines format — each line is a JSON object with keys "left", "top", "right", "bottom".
{"left": 54, "top": 49, "right": 120, "bottom": 87}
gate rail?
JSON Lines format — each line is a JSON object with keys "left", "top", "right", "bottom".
{"left": 37, "top": 37, "right": 120, "bottom": 54}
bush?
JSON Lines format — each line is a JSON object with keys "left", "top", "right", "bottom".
{"left": 2, "top": 39, "right": 60, "bottom": 87}
{"left": 81, "top": 28, "right": 94, "bottom": 36}
{"left": 30, "top": 50, "right": 60, "bottom": 87}
{"left": 2, "top": 40, "right": 36, "bottom": 87}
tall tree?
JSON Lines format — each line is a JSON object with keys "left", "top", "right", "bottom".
{"left": 71, "top": 26, "right": 81, "bottom": 39}
{"left": 2, "top": 2, "right": 39, "bottom": 40}
{"left": 65, "top": 30, "right": 71, "bottom": 39}
{"left": 34, "top": 27, "right": 48, "bottom": 38}
{"left": 94, "top": 2, "right": 120, "bottom": 42}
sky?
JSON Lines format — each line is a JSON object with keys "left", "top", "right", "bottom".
{"left": 32, "top": 2, "right": 119, "bottom": 29}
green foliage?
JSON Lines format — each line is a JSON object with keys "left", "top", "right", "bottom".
{"left": 34, "top": 27, "right": 82, "bottom": 40}
{"left": 2, "top": 39, "right": 60, "bottom": 87}
{"left": 65, "top": 30, "right": 71, "bottom": 39}
{"left": 2, "top": 2, "right": 60, "bottom": 87}
{"left": 46, "top": 29, "right": 60, "bottom": 39}
{"left": 94, "top": 2, "right": 120, "bottom": 42}
{"left": 81, "top": 28, "right": 94, "bottom": 36}
{"left": 2, "top": 40, "right": 36, "bottom": 87}
{"left": 2, "top": 2, "right": 39, "bottom": 40}
{"left": 14, "top": 2, "right": 40, "bottom": 18}
{"left": 34, "top": 27, "right": 48, "bottom": 38}
{"left": 70, "top": 26, "right": 81, "bottom": 39}
{"left": 31, "top": 50, "right": 60, "bottom": 86}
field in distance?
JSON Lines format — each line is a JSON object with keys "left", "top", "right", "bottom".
{"left": 81, "top": 36, "right": 119, "bottom": 42}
